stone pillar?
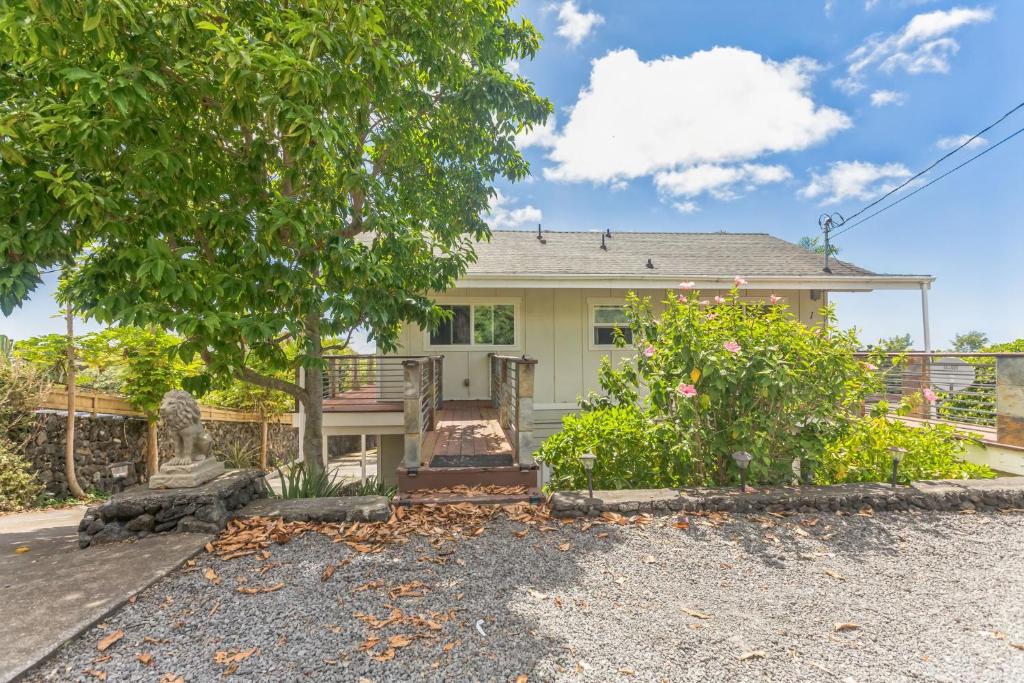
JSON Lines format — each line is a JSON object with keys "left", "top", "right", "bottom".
{"left": 996, "top": 357, "right": 1024, "bottom": 447}
{"left": 517, "top": 359, "right": 538, "bottom": 469}
{"left": 402, "top": 360, "right": 423, "bottom": 470}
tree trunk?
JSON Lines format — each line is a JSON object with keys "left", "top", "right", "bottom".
{"left": 259, "top": 416, "right": 269, "bottom": 470}
{"left": 301, "top": 364, "right": 325, "bottom": 477}
{"left": 147, "top": 420, "right": 159, "bottom": 479}
{"left": 64, "top": 303, "right": 86, "bottom": 499}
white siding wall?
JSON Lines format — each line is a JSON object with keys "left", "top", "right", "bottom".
{"left": 394, "top": 287, "right": 825, "bottom": 437}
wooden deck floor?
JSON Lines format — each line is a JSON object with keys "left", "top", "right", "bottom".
{"left": 422, "top": 401, "right": 512, "bottom": 462}
{"left": 323, "top": 385, "right": 402, "bottom": 413}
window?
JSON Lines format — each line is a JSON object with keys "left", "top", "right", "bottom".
{"left": 474, "top": 304, "right": 515, "bottom": 345}
{"left": 429, "top": 303, "right": 516, "bottom": 346}
{"left": 430, "top": 305, "right": 471, "bottom": 345}
{"left": 592, "top": 305, "right": 633, "bottom": 346}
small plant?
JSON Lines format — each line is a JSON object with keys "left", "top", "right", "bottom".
{"left": 339, "top": 475, "right": 398, "bottom": 499}
{"left": 0, "top": 441, "right": 43, "bottom": 512}
{"left": 219, "top": 441, "right": 260, "bottom": 470}
{"left": 275, "top": 461, "right": 346, "bottom": 499}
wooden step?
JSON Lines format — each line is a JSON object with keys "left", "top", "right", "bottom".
{"left": 396, "top": 465, "right": 540, "bottom": 493}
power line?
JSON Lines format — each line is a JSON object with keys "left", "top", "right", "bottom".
{"left": 837, "top": 99, "right": 1024, "bottom": 225}
{"left": 831, "top": 124, "right": 1024, "bottom": 239}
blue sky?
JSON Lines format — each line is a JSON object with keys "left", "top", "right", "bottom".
{"left": 3, "top": 1, "right": 1022, "bottom": 349}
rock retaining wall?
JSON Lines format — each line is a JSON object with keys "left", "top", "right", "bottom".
{"left": 17, "top": 413, "right": 296, "bottom": 497}
{"left": 550, "top": 477, "right": 1024, "bottom": 517}
{"left": 78, "top": 470, "right": 267, "bottom": 548}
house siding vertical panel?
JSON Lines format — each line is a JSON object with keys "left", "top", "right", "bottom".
{"left": 525, "top": 288, "right": 555, "bottom": 404}
{"left": 553, "top": 289, "right": 584, "bottom": 404}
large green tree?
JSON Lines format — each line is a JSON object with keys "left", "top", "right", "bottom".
{"left": 0, "top": 1, "right": 549, "bottom": 475}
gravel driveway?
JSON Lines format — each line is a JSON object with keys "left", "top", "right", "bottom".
{"left": 25, "top": 509, "right": 1024, "bottom": 683}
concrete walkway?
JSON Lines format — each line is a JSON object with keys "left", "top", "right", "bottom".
{"left": 265, "top": 449, "right": 379, "bottom": 495}
{"left": 0, "top": 506, "right": 210, "bottom": 682}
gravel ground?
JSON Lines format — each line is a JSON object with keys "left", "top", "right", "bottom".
{"left": 25, "top": 509, "right": 1024, "bottom": 683}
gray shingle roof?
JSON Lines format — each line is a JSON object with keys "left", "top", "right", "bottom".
{"left": 465, "top": 230, "right": 878, "bottom": 278}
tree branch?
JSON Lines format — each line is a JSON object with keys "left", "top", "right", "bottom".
{"left": 199, "top": 348, "right": 308, "bottom": 403}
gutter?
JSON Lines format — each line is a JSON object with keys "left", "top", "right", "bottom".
{"left": 455, "top": 273, "right": 935, "bottom": 292}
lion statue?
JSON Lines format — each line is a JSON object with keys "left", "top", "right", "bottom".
{"left": 160, "top": 390, "right": 213, "bottom": 466}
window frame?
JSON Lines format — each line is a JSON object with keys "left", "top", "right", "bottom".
{"left": 424, "top": 298, "right": 522, "bottom": 351}
{"left": 588, "top": 299, "right": 634, "bottom": 351}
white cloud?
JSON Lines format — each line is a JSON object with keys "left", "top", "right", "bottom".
{"left": 800, "top": 161, "right": 911, "bottom": 204}
{"left": 839, "top": 6, "right": 994, "bottom": 92}
{"left": 654, "top": 163, "right": 792, "bottom": 201}
{"left": 672, "top": 201, "right": 700, "bottom": 214}
{"left": 542, "top": 47, "right": 850, "bottom": 185}
{"left": 870, "top": 89, "right": 908, "bottom": 106}
{"left": 936, "top": 134, "right": 987, "bottom": 150}
{"left": 516, "top": 114, "right": 559, "bottom": 150}
{"left": 554, "top": 1, "right": 604, "bottom": 47}
{"left": 485, "top": 190, "right": 542, "bottom": 230}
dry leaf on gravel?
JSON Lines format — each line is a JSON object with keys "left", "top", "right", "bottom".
{"left": 159, "top": 675, "right": 184, "bottom": 683}
{"left": 203, "top": 568, "right": 221, "bottom": 585}
{"left": 834, "top": 623, "right": 860, "bottom": 632}
{"left": 800, "top": 518, "right": 819, "bottom": 527}
{"left": 618, "top": 668, "right": 636, "bottom": 676}
{"left": 1010, "top": 642, "right": 1024, "bottom": 651}
{"left": 557, "top": 542, "right": 572, "bottom": 552}
{"left": 681, "top": 607, "right": 711, "bottom": 619}
{"left": 321, "top": 564, "right": 336, "bottom": 582}
{"left": 512, "top": 529, "right": 529, "bottom": 538}
{"left": 353, "top": 580, "right": 384, "bottom": 593}
{"left": 96, "top": 629, "right": 124, "bottom": 652}
{"left": 371, "top": 648, "right": 396, "bottom": 662}
{"left": 388, "top": 580, "right": 430, "bottom": 599}
{"left": 824, "top": 569, "right": 846, "bottom": 581}
{"left": 791, "top": 526, "right": 810, "bottom": 537}
{"left": 673, "top": 519, "right": 690, "bottom": 530}
{"left": 387, "top": 634, "right": 415, "bottom": 648}
{"left": 596, "top": 532, "right": 609, "bottom": 539}
{"left": 739, "top": 650, "right": 766, "bottom": 661}
{"left": 214, "top": 648, "right": 259, "bottom": 666}
{"left": 358, "top": 636, "right": 381, "bottom": 651}
{"left": 82, "top": 670, "right": 106, "bottom": 681}
{"left": 135, "top": 653, "right": 154, "bottom": 667}
{"left": 92, "top": 655, "right": 111, "bottom": 664}
{"left": 236, "top": 582, "right": 284, "bottom": 595}
{"left": 14, "top": 546, "right": 30, "bottom": 554}
{"left": 515, "top": 675, "right": 528, "bottom": 683}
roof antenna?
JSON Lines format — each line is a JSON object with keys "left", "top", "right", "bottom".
{"left": 645, "top": 258, "right": 654, "bottom": 269}
{"left": 600, "top": 232, "right": 608, "bottom": 251}
{"left": 817, "top": 212, "right": 843, "bottom": 274}
{"left": 605, "top": 228, "right": 612, "bottom": 239}
{"left": 536, "top": 223, "right": 542, "bottom": 240}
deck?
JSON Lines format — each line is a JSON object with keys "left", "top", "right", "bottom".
{"left": 323, "top": 385, "right": 402, "bottom": 413}
{"left": 422, "top": 401, "right": 513, "bottom": 467}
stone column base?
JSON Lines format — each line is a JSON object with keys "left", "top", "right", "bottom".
{"left": 149, "top": 458, "right": 226, "bottom": 489}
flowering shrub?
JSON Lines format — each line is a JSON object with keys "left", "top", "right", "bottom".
{"left": 538, "top": 283, "right": 899, "bottom": 488}
{"left": 814, "top": 416, "right": 993, "bottom": 484}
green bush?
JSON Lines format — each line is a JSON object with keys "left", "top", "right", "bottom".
{"left": 339, "top": 475, "right": 398, "bottom": 499}
{"left": 536, "top": 405, "right": 675, "bottom": 491}
{"left": 0, "top": 441, "right": 43, "bottom": 512}
{"left": 538, "top": 285, "right": 883, "bottom": 489}
{"left": 814, "top": 416, "right": 994, "bottom": 484}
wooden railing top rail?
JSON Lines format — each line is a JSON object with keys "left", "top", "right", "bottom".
{"left": 854, "top": 352, "right": 1024, "bottom": 358}
{"left": 40, "top": 386, "right": 292, "bottom": 424}
{"left": 488, "top": 353, "right": 538, "bottom": 364}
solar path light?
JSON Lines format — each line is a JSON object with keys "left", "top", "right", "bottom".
{"left": 580, "top": 452, "right": 596, "bottom": 499}
{"left": 731, "top": 451, "right": 753, "bottom": 492}
{"left": 889, "top": 447, "right": 906, "bottom": 488}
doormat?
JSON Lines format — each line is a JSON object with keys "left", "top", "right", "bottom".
{"left": 429, "top": 453, "right": 514, "bottom": 468}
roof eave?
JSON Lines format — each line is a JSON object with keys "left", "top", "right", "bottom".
{"left": 456, "top": 273, "right": 935, "bottom": 291}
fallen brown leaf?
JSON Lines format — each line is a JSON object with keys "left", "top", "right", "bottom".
{"left": 321, "top": 564, "right": 335, "bottom": 582}
{"left": 557, "top": 542, "right": 572, "bottom": 552}
{"left": 236, "top": 582, "right": 284, "bottom": 595}
{"left": 739, "top": 650, "right": 766, "bottom": 661}
{"left": 96, "top": 629, "right": 125, "bottom": 652}
{"left": 371, "top": 647, "right": 396, "bottom": 662}
{"left": 823, "top": 569, "right": 846, "bottom": 581}
{"left": 136, "top": 653, "right": 154, "bottom": 667}
{"left": 681, "top": 607, "right": 711, "bottom": 620}
{"left": 672, "top": 520, "right": 690, "bottom": 530}
{"left": 203, "top": 568, "right": 221, "bottom": 585}
{"left": 515, "top": 675, "right": 528, "bottom": 683}
{"left": 159, "top": 675, "right": 184, "bottom": 683}
{"left": 82, "top": 670, "right": 106, "bottom": 681}
{"left": 1010, "top": 642, "right": 1024, "bottom": 651}
{"left": 387, "top": 634, "right": 415, "bottom": 648}
{"left": 834, "top": 622, "right": 860, "bottom": 632}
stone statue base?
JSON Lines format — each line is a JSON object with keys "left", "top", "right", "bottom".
{"left": 149, "top": 458, "right": 226, "bottom": 490}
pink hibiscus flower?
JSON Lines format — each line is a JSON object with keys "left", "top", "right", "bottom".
{"left": 723, "top": 340, "right": 741, "bottom": 354}
{"left": 705, "top": 313, "right": 718, "bottom": 320}
{"left": 769, "top": 294, "right": 781, "bottom": 304}
{"left": 865, "top": 363, "right": 877, "bottom": 371}
{"left": 643, "top": 345, "right": 655, "bottom": 358}
{"left": 922, "top": 388, "right": 937, "bottom": 404}
{"left": 699, "top": 299, "right": 709, "bottom": 306}
{"left": 734, "top": 276, "right": 748, "bottom": 286}
{"left": 713, "top": 295, "right": 726, "bottom": 304}
{"left": 676, "top": 383, "right": 698, "bottom": 398}
{"left": 679, "top": 281, "right": 696, "bottom": 290}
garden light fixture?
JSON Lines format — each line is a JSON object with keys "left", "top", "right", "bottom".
{"left": 731, "top": 451, "right": 753, "bottom": 492}
{"left": 889, "top": 447, "right": 906, "bottom": 488}
{"left": 580, "top": 452, "right": 596, "bottom": 499}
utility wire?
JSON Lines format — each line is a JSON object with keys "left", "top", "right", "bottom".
{"left": 838, "top": 98, "right": 1024, "bottom": 226}
{"left": 831, "top": 123, "right": 1024, "bottom": 239}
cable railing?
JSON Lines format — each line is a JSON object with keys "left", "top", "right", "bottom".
{"left": 854, "top": 352, "right": 1023, "bottom": 434}
{"left": 322, "top": 355, "right": 439, "bottom": 412}
{"left": 489, "top": 353, "right": 537, "bottom": 465}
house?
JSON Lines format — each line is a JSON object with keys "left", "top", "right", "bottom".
{"left": 296, "top": 229, "right": 934, "bottom": 496}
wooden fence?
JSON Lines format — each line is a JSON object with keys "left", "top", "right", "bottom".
{"left": 40, "top": 386, "right": 292, "bottom": 424}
